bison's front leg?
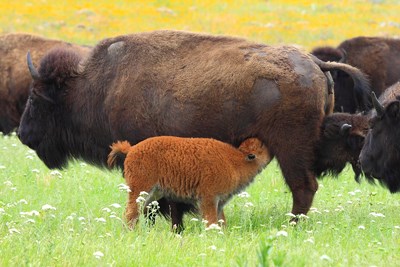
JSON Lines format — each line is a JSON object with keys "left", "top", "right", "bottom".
{"left": 281, "top": 163, "right": 318, "bottom": 217}
{"left": 275, "top": 140, "right": 319, "bottom": 218}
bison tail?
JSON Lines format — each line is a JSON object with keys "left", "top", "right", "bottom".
{"left": 107, "top": 141, "right": 132, "bottom": 168}
{"left": 311, "top": 55, "right": 373, "bottom": 112}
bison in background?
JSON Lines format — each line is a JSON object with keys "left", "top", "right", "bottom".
{"left": 360, "top": 82, "right": 400, "bottom": 193}
{"left": 17, "top": 30, "right": 371, "bottom": 230}
{"left": 108, "top": 137, "right": 271, "bottom": 229}
{"left": 0, "top": 33, "right": 91, "bottom": 135}
{"left": 315, "top": 112, "right": 369, "bottom": 181}
{"left": 311, "top": 36, "right": 400, "bottom": 113}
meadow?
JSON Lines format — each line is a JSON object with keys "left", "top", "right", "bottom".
{"left": 1, "top": 1, "right": 400, "bottom": 266}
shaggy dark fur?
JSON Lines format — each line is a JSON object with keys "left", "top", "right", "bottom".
{"left": 108, "top": 137, "right": 271, "bottom": 228}
{"left": 311, "top": 36, "right": 400, "bottom": 113}
{"left": 0, "top": 33, "right": 91, "bottom": 134}
{"left": 18, "top": 30, "right": 370, "bottom": 229}
{"left": 360, "top": 82, "right": 400, "bottom": 193}
{"left": 315, "top": 113, "right": 369, "bottom": 181}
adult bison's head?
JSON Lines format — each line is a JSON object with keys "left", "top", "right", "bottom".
{"left": 314, "top": 112, "right": 369, "bottom": 181}
{"left": 18, "top": 48, "right": 82, "bottom": 169}
{"left": 359, "top": 93, "right": 400, "bottom": 193}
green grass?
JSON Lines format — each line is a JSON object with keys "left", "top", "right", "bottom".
{"left": 1, "top": 134, "right": 399, "bottom": 266}
{"left": 2, "top": 1, "right": 400, "bottom": 265}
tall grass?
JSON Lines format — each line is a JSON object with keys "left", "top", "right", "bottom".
{"left": 1, "top": 1, "right": 400, "bottom": 266}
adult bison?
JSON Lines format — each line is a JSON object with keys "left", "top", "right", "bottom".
{"left": 315, "top": 112, "right": 369, "bottom": 182}
{"left": 0, "top": 33, "right": 91, "bottom": 135}
{"left": 359, "top": 82, "right": 400, "bottom": 193}
{"left": 311, "top": 36, "right": 400, "bottom": 113}
{"left": 18, "top": 30, "right": 370, "bottom": 229}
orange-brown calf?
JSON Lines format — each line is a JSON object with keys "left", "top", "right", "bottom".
{"left": 108, "top": 136, "right": 271, "bottom": 228}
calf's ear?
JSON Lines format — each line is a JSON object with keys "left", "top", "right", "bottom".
{"left": 386, "top": 101, "right": 400, "bottom": 121}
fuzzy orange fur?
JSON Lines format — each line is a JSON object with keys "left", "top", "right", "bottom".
{"left": 108, "top": 136, "right": 271, "bottom": 228}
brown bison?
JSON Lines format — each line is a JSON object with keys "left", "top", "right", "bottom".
{"left": 315, "top": 112, "right": 369, "bottom": 181}
{"left": 311, "top": 36, "right": 400, "bottom": 113}
{"left": 17, "top": 30, "right": 370, "bottom": 230}
{"left": 0, "top": 33, "right": 91, "bottom": 134}
{"left": 360, "top": 82, "right": 400, "bottom": 193}
{"left": 108, "top": 136, "right": 271, "bottom": 228}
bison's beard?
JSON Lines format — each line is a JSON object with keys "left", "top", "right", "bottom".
{"left": 36, "top": 141, "right": 69, "bottom": 169}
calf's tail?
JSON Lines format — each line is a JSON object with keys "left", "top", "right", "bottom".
{"left": 310, "top": 55, "right": 372, "bottom": 112}
{"left": 107, "top": 141, "right": 132, "bottom": 168}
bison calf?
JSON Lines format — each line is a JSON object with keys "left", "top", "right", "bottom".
{"left": 108, "top": 136, "right": 271, "bottom": 229}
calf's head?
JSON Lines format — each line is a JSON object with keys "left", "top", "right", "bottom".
{"left": 360, "top": 93, "right": 400, "bottom": 193}
{"left": 315, "top": 113, "right": 369, "bottom": 181}
{"left": 239, "top": 138, "right": 271, "bottom": 166}
{"left": 17, "top": 49, "right": 82, "bottom": 169}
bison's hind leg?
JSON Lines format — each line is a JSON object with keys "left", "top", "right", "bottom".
{"left": 200, "top": 196, "right": 219, "bottom": 227}
{"left": 125, "top": 180, "right": 156, "bottom": 229}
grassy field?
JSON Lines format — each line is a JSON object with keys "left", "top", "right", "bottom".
{"left": 1, "top": 1, "right": 400, "bottom": 266}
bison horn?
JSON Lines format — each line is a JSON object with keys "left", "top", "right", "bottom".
{"left": 340, "top": 123, "right": 352, "bottom": 135}
{"left": 371, "top": 92, "right": 384, "bottom": 117}
{"left": 338, "top": 49, "right": 347, "bottom": 63}
{"left": 27, "top": 51, "right": 40, "bottom": 80}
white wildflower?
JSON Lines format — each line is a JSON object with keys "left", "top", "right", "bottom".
{"left": 323, "top": 209, "right": 330, "bottom": 213}
{"left": 102, "top": 207, "right": 111, "bottom": 213}
{"left": 289, "top": 221, "right": 297, "bottom": 226}
{"left": 42, "top": 204, "right": 56, "bottom": 211}
{"left": 9, "top": 228, "right": 20, "bottom": 234}
{"left": 0, "top": 208, "right": 5, "bottom": 214}
{"left": 297, "top": 214, "right": 309, "bottom": 219}
{"left": 285, "top": 212, "right": 296, "bottom": 218}
{"left": 190, "top": 218, "right": 199, "bottom": 222}
{"left": 0, "top": 165, "right": 6, "bottom": 169}
{"left": 4, "top": 180, "right": 13, "bottom": 186}
{"left": 304, "top": 238, "right": 314, "bottom": 244}
{"left": 206, "top": 223, "right": 221, "bottom": 231}
{"left": 109, "top": 203, "right": 121, "bottom": 208}
{"left": 135, "top": 196, "right": 145, "bottom": 203}
{"left": 95, "top": 217, "right": 107, "bottom": 223}
{"left": 276, "top": 230, "right": 288, "bottom": 237}
{"left": 175, "top": 234, "right": 182, "bottom": 239}
{"left": 66, "top": 216, "right": 74, "bottom": 220}
{"left": 50, "top": 170, "right": 62, "bottom": 178}
{"left": 369, "top": 212, "right": 385, "bottom": 218}
{"left": 26, "top": 155, "right": 34, "bottom": 160}
{"left": 209, "top": 245, "right": 217, "bottom": 250}
{"left": 25, "top": 219, "right": 35, "bottom": 224}
{"left": 395, "top": 226, "right": 400, "bottom": 229}
{"left": 18, "top": 199, "right": 28, "bottom": 204}
{"left": 358, "top": 225, "right": 366, "bottom": 230}
{"left": 218, "top": 219, "right": 225, "bottom": 224}
{"left": 320, "top": 255, "right": 332, "bottom": 261}
{"left": 237, "top": 192, "right": 250, "bottom": 198}
{"left": 80, "top": 162, "right": 87, "bottom": 167}
{"left": 316, "top": 221, "right": 322, "bottom": 224}
{"left": 20, "top": 210, "right": 40, "bottom": 216}
{"left": 10, "top": 187, "right": 17, "bottom": 191}
{"left": 78, "top": 217, "right": 85, "bottom": 221}
{"left": 118, "top": 183, "right": 131, "bottom": 193}
{"left": 93, "top": 251, "right": 104, "bottom": 259}
{"left": 244, "top": 202, "right": 254, "bottom": 208}
{"left": 139, "top": 191, "right": 149, "bottom": 197}
{"left": 31, "top": 169, "right": 40, "bottom": 173}
{"left": 202, "top": 219, "right": 208, "bottom": 224}
{"left": 348, "top": 191, "right": 356, "bottom": 196}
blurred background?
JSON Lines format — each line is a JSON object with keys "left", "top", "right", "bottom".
{"left": 2, "top": 0, "right": 400, "bottom": 49}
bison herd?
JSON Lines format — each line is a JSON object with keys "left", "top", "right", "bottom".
{"left": 1, "top": 31, "right": 399, "bottom": 230}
